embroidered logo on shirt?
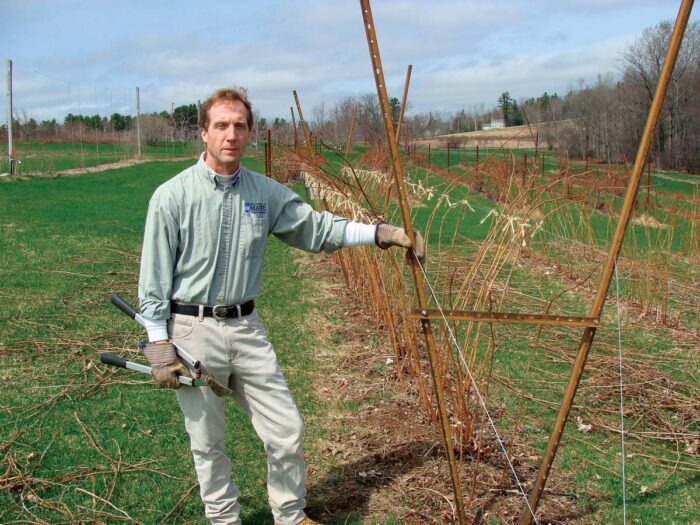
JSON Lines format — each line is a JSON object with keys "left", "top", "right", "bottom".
{"left": 244, "top": 202, "right": 267, "bottom": 215}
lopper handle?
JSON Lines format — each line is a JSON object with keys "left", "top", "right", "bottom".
{"left": 100, "top": 351, "right": 205, "bottom": 387}
{"left": 111, "top": 294, "right": 138, "bottom": 320}
{"left": 100, "top": 352, "right": 128, "bottom": 369}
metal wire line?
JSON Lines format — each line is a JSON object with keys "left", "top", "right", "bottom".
{"left": 614, "top": 259, "right": 628, "bottom": 524}
{"left": 412, "top": 251, "right": 542, "bottom": 525}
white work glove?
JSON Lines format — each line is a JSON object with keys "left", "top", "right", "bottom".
{"left": 375, "top": 222, "right": 425, "bottom": 262}
{"left": 142, "top": 342, "right": 191, "bottom": 389}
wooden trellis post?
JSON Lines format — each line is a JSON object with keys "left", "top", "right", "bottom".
{"left": 359, "top": 2, "right": 468, "bottom": 524}
{"left": 290, "top": 106, "right": 298, "bottom": 149}
{"left": 355, "top": 0, "right": 694, "bottom": 524}
{"left": 396, "top": 64, "right": 412, "bottom": 144}
{"left": 345, "top": 106, "right": 357, "bottom": 160}
{"left": 519, "top": 1, "right": 694, "bottom": 521}
{"left": 447, "top": 141, "right": 451, "bottom": 173}
{"left": 265, "top": 129, "right": 272, "bottom": 177}
{"left": 292, "top": 90, "right": 313, "bottom": 154}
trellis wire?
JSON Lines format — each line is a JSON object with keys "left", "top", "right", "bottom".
{"left": 414, "top": 252, "right": 542, "bottom": 525}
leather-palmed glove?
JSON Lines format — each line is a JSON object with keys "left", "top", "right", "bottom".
{"left": 376, "top": 222, "right": 425, "bottom": 262}
{"left": 142, "top": 342, "right": 191, "bottom": 389}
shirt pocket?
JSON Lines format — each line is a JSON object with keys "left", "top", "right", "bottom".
{"left": 239, "top": 215, "right": 268, "bottom": 259}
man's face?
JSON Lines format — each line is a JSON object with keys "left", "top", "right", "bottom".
{"left": 200, "top": 100, "right": 250, "bottom": 175}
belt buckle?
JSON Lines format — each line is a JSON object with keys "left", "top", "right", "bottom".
{"left": 212, "top": 304, "right": 228, "bottom": 320}
{"left": 212, "top": 304, "right": 242, "bottom": 320}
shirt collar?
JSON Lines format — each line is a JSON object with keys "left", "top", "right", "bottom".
{"left": 198, "top": 153, "right": 241, "bottom": 189}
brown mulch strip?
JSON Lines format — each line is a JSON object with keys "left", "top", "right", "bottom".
{"left": 301, "top": 253, "right": 589, "bottom": 524}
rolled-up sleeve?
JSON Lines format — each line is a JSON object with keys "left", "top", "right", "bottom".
{"left": 271, "top": 189, "right": 348, "bottom": 253}
{"left": 138, "top": 190, "right": 179, "bottom": 320}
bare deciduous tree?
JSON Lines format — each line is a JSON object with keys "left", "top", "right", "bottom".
{"left": 623, "top": 20, "right": 700, "bottom": 169}
{"left": 139, "top": 114, "right": 171, "bottom": 147}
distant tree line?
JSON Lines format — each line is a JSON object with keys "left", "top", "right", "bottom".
{"left": 3, "top": 20, "right": 698, "bottom": 170}
{"left": 296, "top": 20, "right": 700, "bottom": 171}
{"left": 3, "top": 103, "right": 202, "bottom": 147}
{"left": 554, "top": 20, "right": 700, "bottom": 171}
{"left": 301, "top": 20, "right": 699, "bottom": 171}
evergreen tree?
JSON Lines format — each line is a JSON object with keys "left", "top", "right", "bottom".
{"left": 510, "top": 100, "right": 524, "bottom": 126}
{"left": 498, "top": 92, "right": 512, "bottom": 125}
{"left": 389, "top": 97, "right": 401, "bottom": 127}
{"left": 173, "top": 104, "right": 198, "bottom": 130}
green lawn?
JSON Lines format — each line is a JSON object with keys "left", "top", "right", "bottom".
{"left": 1, "top": 148, "right": 698, "bottom": 523}
{"left": 0, "top": 140, "right": 203, "bottom": 174}
{"left": 0, "top": 156, "right": 392, "bottom": 523}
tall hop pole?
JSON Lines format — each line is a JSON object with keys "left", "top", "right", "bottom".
{"left": 344, "top": 106, "right": 357, "bottom": 160}
{"left": 136, "top": 86, "right": 142, "bottom": 159}
{"left": 395, "top": 64, "right": 412, "bottom": 143}
{"left": 197, "top": 99, "right": 202, "bottom": 155}
{"left": 6, "top": 60, "right": 15, "bottom": 175}
{"left": 265, "top": 128, "right": 272, "bottom": 177}
{"left": 520, "top": 0, "right": 694, "bottom": 522}
{"left": 290, "top": 106, "right": 298, "bottom": 149}
{"left": 292, "top": 91, "right": 320, "bottom": 207}
{"left": 358, "top": 2, "right": 467, "bottom": 524}
{"left": 292, "top": 90, "right": 313, "bottom": 155}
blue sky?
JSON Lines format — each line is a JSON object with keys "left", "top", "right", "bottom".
{"left": 2, "top": 0, "right": 695, "bottom": 122}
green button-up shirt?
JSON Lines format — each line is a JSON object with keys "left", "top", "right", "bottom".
{"left": 138, "top": 156, "right": 348, "bottom": 321}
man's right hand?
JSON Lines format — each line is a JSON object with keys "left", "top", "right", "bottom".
{"left": 142, "top": 341, "right": 191, "bottom": 389}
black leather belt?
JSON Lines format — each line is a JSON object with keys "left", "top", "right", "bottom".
{"left": 171, "top": 300, "right": 255, "bottom": 320}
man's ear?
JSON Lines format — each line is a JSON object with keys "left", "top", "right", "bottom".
{"left": 200, "top": 127, "right": 208, "bottom": 144}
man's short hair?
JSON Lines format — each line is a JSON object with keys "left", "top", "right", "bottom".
{"left": 199, "top": 88, "right": 253, "bottom": 131}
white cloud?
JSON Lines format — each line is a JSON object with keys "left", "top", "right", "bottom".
{"left": 3, "top": 0, "right": 696, "bottom": 122}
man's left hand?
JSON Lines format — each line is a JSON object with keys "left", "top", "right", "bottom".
{"left": 376, "top": 223, "right": 425, "bottom": 262}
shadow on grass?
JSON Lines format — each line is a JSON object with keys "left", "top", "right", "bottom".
{"left": 305, "top": 440, "right": 439, "bottom": 524}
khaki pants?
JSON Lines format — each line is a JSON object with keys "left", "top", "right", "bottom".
{"left": 171, "top": 309, "right": 307, "bottom": 525}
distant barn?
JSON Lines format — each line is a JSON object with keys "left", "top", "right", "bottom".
{"left": 481, "top": 118, "right": 505, "bottom": 130}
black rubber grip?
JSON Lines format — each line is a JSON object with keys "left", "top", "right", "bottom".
{"left": 100, "top": 352, "right": 128, "bottom": 369}
{"left": 111, "top": 294, "right": 138, "bottom": 319}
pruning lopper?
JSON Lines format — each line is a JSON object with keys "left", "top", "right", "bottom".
{"left": 100, "top": 294, "right": 233, "bottom": 396}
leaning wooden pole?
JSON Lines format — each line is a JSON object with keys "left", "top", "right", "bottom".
{"left": 265, "top": 128, "right": 272, "bottom": 177}
{"left": 520, "top": 1, "right": 694, "bottom": 522}
{"left": 293, "top": 91, "right": 321, "bottom": 208}
{"left": 135, "top": 86, "right": 142, "bottom": 159}
{"left": 381, "top": 64, "right": 411, "bottom": 218}
{"left": 395, "top": 64, "right": 412, "bottom": 143}
{"left": 290, "top": 106, "right": 298, "bottom": 149}
{"left": 6, "top": 59, "right": 15, "bottom": 176}
{"left": 345, "top": 106, "right": 358, "bottom": 160}
{"left": 292, "top": 90, "right": 313, "bottom": 155}
{"left": 359, "top": 2, "right": 467, "bottom": 524}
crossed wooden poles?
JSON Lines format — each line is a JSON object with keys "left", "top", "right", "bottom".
{"left": 357, "top": 0, "right": 696, "bottom": 524}
{"left": 290, "top": 1, "right": 693, "bottom": 521}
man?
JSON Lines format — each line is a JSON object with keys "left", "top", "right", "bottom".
{"left": 138, "top": 87, "right": 423, "bottom": 525}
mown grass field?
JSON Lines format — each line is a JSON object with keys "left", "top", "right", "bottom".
{"left": 0, "top": 140, "right": 202, "bottom": 174}
{"left": 0, "top": 156, "right": 399, "bottom": 524}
